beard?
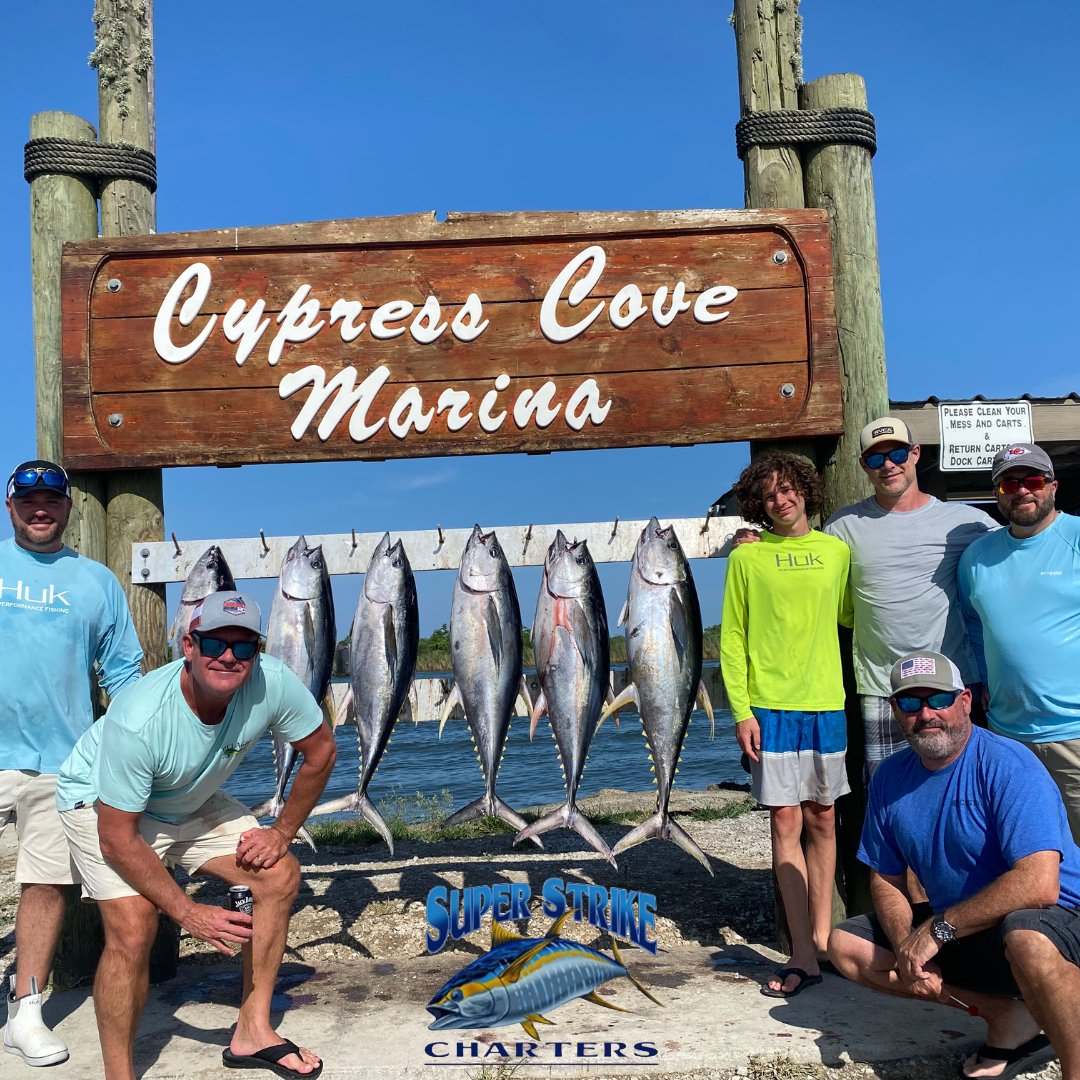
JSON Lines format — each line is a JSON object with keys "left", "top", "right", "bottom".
{"left": 1007, "top": 495, "right": 1055, "bottom": 530}
{"left": 905, "top": 719, "right": 968, "bottom": 762}
{"left": 12, "top": 516, "right": 64, "bottom": 550}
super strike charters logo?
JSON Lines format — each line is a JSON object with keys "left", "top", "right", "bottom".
{"left": 423, "top": 877, "right": 661, "bottom": 1065}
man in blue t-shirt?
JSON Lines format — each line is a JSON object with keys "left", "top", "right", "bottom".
{"left": 56, "top": 591, "right": 335, "bottom": 1080}
{"left": 829, "top": 650, "right": 1080, "bottom": 1080}
{"left": 0, "top": 459, "right": 142, "bottom": 1068}
{"left": 958, "top": 441, "right": 1080, "bottom": 844}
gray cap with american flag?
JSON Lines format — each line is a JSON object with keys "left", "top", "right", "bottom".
{"left": 889, "top": 650, "right": 964, "bottom": 696}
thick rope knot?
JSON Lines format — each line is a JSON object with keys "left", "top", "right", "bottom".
{"left": 24, "top": 136, "right": 157, "bottom": 193}
{"left": 735, "top": 107, "right": 877, "bottom": 159}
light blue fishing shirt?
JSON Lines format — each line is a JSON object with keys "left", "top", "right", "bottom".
{"left": 958, "top": 512, "right": 1080, "bottom": 742}
{"left": 0, "top": 538, "right": 142, "bottom": 773}
{"left": 57, "top": 655, "right": 321, "bottom": 823}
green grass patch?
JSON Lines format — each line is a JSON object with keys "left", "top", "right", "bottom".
{"left": 686, "top": 799, "right": 755, "bottom": 822}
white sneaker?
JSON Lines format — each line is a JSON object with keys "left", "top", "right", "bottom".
{"left": 3, "top": 975, "right": 69, "bottom": 1067}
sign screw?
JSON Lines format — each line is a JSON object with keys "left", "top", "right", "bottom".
{"left": 780, "top": 383, "right": 796, "bottom": 398}
{"left": 107, "top": 278, "right": 122, "bottom": 292}
{"left": 140, "top": 548, "right": 150, "bottom": 558}
{"left": 772, "top": 251, "right": 789, "bottom": 265}
{"left": 141, "top": 567, "right": 151, "bottom": 578}
{"left": 107, "top": 413, "right": 124, "bottom": 427}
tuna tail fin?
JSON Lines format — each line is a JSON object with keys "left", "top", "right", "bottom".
{"left": 599, "top": 682, "right": 637, "bottom": 730}
{"left": 438, "top": 684, "right": 462, "bottom": 738}
{"left": 514, "top": 803, "right": 617, "bottom": 868}
{"left": 697, "top": 679, "right": 715, "bottom": 739}
{"left": 444, "top": 794, "right": 543, "bottom": 848}
{"left": 610, "top": 937, "right": 664, "bottom": 1006}
{"left": 310, "top": 790, "right": 395, "bottom": 856}
{"left": 612, "top": 811, "right": 713, "bottom": 876}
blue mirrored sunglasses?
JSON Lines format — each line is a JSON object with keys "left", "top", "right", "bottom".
{"left": 893, "top": 689, "right": 959, "bottom": 713}
{"left": 192, "top": 633, "right": 259, "bottom": 661}
{"left": 863, "top": 447, "right": 911, "bottom": 470}
{"left": 11, "top": 468, "right": 68, "bottom": 492}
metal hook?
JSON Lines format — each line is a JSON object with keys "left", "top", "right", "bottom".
{"left": 609, "top": 516, "right": 619, "bottom": 541}
{"left": 699, "top": 514, "right": 711, "bottom": 536}
{"left": 170, "top": 532, "right": 182, "bottom": 558}
{"left": 259, "top": 529, "right": 270, "bottom": 555}
{"left": 351, "top": 528, "right": 358, "bottom": 551}
{"left": 522, "top": 524, "right": 533, "bottom": 555}
{"left": 436, "top": 524, "right": 445, "bottom": 547}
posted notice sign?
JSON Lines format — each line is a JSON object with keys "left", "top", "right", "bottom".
{"left": 938, "top": 401, "right": 1033, "bottom": 472}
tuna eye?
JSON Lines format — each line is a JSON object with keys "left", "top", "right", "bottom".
{"left": 576, "top": 555, "right": 587, "bottom": 565}
{"left": 451, "top": 990, "right": 463, "bottom": 1002}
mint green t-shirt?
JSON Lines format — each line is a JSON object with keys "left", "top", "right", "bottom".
{"left": 57, "top": 655, "right": 321, "bottom": 824}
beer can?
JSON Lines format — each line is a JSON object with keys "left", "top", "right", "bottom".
{"left": 228, "top": 885, "right": 254, "bottom": 916}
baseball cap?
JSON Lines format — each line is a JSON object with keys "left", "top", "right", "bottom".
{"left": 859, "top": 417, "right": 914, "bottom": 455}
{"left": 889, "top": 650, "right": 964, "bottom": 696}
{"left": 188, "top": 591, "right": 263, "bottom": 637}
{"left": 6, "top": 459, "right": 71, "bottom": 500}
{"left": 990, "top": 442, "right": 1055, "bottom": 484}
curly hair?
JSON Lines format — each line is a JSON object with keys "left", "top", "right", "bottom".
{"left": 732, "top": 450, "right": 823, "bottom": 530}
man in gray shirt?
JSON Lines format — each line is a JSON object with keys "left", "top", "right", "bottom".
{"left": 824, "top": 417, "right": 995, "bottom": 777}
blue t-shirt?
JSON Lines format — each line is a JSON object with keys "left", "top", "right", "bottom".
{"left": 859, "top": 725, "right": 1080, "bottom": 912}
{"left": 0, "top": 538, "right": 143, "bottom": 772}
{"left": 57, "top": 655, "right": 321, "bottom": 823}
{"left": 958, "top": 513, "right": 1080, "bottom": 742}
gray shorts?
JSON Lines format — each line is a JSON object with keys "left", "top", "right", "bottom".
{"left": 0, "top": 771, "right": 80, "bottom": 885}
{"left": 60, "top": 791, "right": 259, "bottom": 901}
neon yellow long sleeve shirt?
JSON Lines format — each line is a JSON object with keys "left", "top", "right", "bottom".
{"left": 720, "top": 529, "right": 853, "bottom": 723}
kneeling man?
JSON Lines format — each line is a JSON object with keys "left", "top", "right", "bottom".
{"left": 56, "top": 591, "right": 336, "bottom": 1080}
{"left": 829, "top": 650, "right": 1080, "bottom": 1080}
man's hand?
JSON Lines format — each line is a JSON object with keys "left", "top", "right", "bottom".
{"left": 235, "top": 825, "right": 289, "bottom": 871}
{"left": 179, "top": 902, "right": 253, "bottom": 956}
{"left": 735, "top": 716, "right": 762, "bottom": 762}
{"left": 895, "top": 919, "right": 948, "bottom": 1001}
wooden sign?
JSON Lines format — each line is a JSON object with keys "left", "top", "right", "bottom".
{"left": 61, "top": 209, "right": 841, "bottom": 470}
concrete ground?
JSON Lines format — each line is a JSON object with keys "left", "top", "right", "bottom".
{"left": 0, "top": 941, "right": 994, "bottom": 1080}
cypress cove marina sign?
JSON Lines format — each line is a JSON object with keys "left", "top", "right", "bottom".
{"left": 61, "top": 209, "right": 842, "bottom": 470}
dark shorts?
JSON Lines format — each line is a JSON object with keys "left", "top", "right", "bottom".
{"left": 835, "top": 902, "right": 1080, "bottom": 997}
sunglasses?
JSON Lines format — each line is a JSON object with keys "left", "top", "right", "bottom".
{"left": 192, "top": 633, "right": 259, "bottom": 661}
{"left": 995, "top": 474, "right": 1051, "bottom": 495}
{"left": 893, "top": 689, "right": 959, "bottom": 713}
{"left": 863, "top": 447, "right": 911, "bottom": 470}
{"left": 10, "top": 468, "right": 68, "bottom": 493}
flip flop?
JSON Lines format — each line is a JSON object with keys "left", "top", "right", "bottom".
{"left": 761, "top": 966, "right": 823, "bottom": 998}
{"left": 222, "top": 1039, "right": 323, "bottom": 1078}
{"left": 958, "top": 1034, "right": 1055, "bottom": 1080}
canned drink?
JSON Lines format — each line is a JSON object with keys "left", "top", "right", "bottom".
{"left": 228, "top": 885, "right": 253, "bottom": 916}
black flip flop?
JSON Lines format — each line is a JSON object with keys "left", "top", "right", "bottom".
{"left": 761, "top": 966, "right": 823, "bottom": 998}
{"left": 223, "top": 1039, "right": 323, "bottom": 1078}
{"left": 958, "top": 1034, "right": 1055, "bottom": 1080}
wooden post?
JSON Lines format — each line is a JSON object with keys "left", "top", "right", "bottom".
{"left": 801, "top": 73, "right": 889, "bottom": 521}
{"left": 92, "top": 0, "right": 169, "bottom": 674}
{"left": 27, "top": 111, "right": 108, "bottom": 559}
{"left": 732, "top": 0, "right": 817, "bottom": 468}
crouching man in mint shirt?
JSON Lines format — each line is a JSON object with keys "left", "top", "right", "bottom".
{"left": 829, "top": 651, "right": 1080, "bottom": 1080}
{"left": 57, "top": 591, "right": 335, "bottom": 1080}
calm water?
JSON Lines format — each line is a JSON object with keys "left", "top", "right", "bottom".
{"left": 224, "top": 672, "right": 743, "bottom": 821}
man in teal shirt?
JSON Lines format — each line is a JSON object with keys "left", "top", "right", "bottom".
{"left": 57, "top": 591, "right": 336, "bottom": 1080}
{"left": 958, "top": 442, "right": 1080, "bottom": 841}
{"left": 0, "top": 459, "right": 142, "bottom": 1068}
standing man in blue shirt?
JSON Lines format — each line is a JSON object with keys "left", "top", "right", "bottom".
{"left": 829, "top": 651, "right": 1080, "bottom": 1080}
{"left": 958, "top": 442, "right": 1080, "bottom": 842}
{"left": 0, "top": 460, "right": 143, "bottom": 1068}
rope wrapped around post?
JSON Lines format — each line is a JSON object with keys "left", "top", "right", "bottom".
{"left": 23, "top": 136, "right": 157, "bottom": 193}
{"left": 735, "top": 107, "right": 876, "bottom": 159}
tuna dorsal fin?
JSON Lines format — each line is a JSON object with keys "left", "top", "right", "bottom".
{"left": 617, "top": 598, "right": 629, "bottom": 628}
{"left": 501, "top": 940, "right": 550, "bottom": 984}
{"left": 301, "top": 604, "right": 317, "bottom": 686}
{"left": 668, "top": 589, "right": 688, "bottom": 667}
{"left": 382, "top": 604, "right": 398, "bottom": 685}
{"left": 491, "top": 919, "right": 525, "bottom": 947}
{"left": 546, "top": 910, "right": 574, "bottom": 939}
{"left": 485, "top": 596, "right": 502, "bottom": 673}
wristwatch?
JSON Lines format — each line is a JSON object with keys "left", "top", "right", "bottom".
{"left": 931, "top": 913, "right": 957, "bottom": 944}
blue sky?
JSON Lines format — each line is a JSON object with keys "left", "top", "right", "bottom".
{"left": 4, "top": 2, "right": 1078, "bottom": 637}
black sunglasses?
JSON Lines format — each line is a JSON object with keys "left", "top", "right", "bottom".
{"left": 893, "top": 689, "right": 959, "bottom": 714}
{"left": 863, "top": 447, "right": 911, "bottom": 470}
{"left": 192, "top": 633, "right": 259, "bottom": 661}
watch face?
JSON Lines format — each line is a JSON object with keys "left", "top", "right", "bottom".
{"left": 933, "top": 917, "right": 955, "bottom": 943}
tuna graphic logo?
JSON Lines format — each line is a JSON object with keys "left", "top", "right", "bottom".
{"left": 426, "top": 911, "right": 662, "bottom": 1038}
{"left": 223, "top": 596, "right": 247, "bottom": 615}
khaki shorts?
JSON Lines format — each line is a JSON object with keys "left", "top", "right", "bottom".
{"left": 59, "top": 791, "right": 259, "bottom": 901}
{"left": 0, "top": 771, "right": 80, "bottom": 885}
{"left": 1025, "top": 737, "right": 1080, "bottom": 846}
